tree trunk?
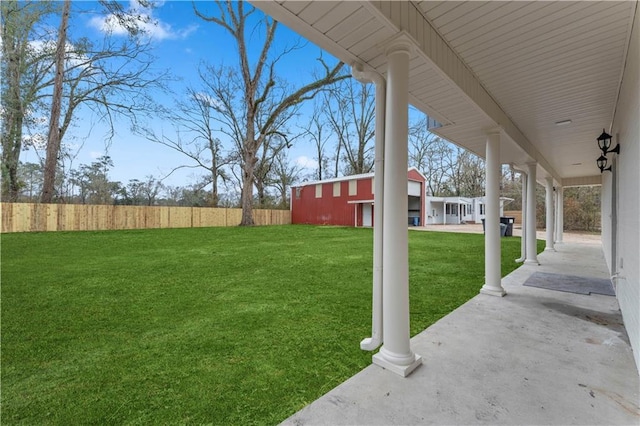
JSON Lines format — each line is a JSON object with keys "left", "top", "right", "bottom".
{"left": 256, "top": 181, "right": 266, "bottom": 207}
{"left": 41, "top": 0, "right": 70, "bottom": 203}
{"left": 2, "top": 9, "right": 24, "bottom": 202}
{"left": 240, "top": 155, "right": 255, "bottom": 225}
{"left": 210, "top": 164, "right": 219, "bottom": 207}
{"left": 3, "top": 115, "right": 23, "bottom": 201}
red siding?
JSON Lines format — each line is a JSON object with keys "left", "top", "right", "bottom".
{"left": 291, "top": 177, "right": 374, "bottom": 226}
{"left": 291, "top": 169, "right": 425, "bottom": 227}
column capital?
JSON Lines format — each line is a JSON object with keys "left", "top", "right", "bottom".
{"left": 484, "top": 127, "right": 502, "bottom": 137}
{"left": 380, "top": 32, "right": 414, "bottom": 57}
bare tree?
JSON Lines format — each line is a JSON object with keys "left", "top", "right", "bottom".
{"left": 120, "top": 175, "right": 163, "bottom": 205}
{"left": 33, "top": 1, "right": 167, "bottom": 202}
{"left": 323, "top": 78, "right": 375, "bottom": 176}
{"left": 408, "top": 117, "right": 453, "bottom": 196}
{"left": 193, "top": 0, "right": 346, "bottom": 225}
{"left": 447, "top": 148, "right": 485, "bottom": 197}
{"left": 40, "top": 0, "right": 70, "bottom": 203}
{"left": 301, "top": 103, "right": 332, "bottom": 180}
{"left": 141, "top": 83, "right": 231, "bottom": 207}
{"left": 266, "top": 149, "right": 300, "bottom": 209}
{"left": 253, "top": 135, "right": 291, "bottom": 207}
{"left": 1, "top": 0, "right": 58, "bottom": 201}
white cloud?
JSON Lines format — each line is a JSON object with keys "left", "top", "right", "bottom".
{"left": 192, "top": 92, "right": 221, "bottom": 109}
{"left": 296, "top": 156, "right": 318, "bottom": 170}
{"left": 28, "top": 39, "right": 91, "bottom": 71}
{"left": 23, "top": 134, "right": 47, "bottom": 151}
{"left": 88, "top": 2, "right": 198, "bottom": 41}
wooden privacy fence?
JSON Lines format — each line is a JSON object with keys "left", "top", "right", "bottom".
{"left": 1, "top": 203, "right": 291, "bottom": 233}
{"left": 503, "top": 210, "right": 522, "bottom": 225}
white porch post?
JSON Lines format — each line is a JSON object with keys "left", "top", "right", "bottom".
{"left": 545, "top": 177, "right": 555, "bottom": 251}
{"left": 525, "top": 162, "right": 539, "bottom": 264}
{"left": 352, "top": 64, "right": 386, "bottom": 351}
{"left": 372, "top": 38, "right": 422, "bottom": 377}
{"left": 556, "top": 186, "right": 564, "bottom": 243}
{"left": 480, "top": 130, "right": 506, "bottom": 296}
{"left": 516, "top": 171, "right": 527, "bottom": 263}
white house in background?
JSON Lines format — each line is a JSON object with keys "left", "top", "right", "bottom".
{"left": 425, "top": 196, "right": 513, "bottom": 225}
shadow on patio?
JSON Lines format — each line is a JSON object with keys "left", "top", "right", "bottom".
{"left": 283, "top": 242, "right": 639, "bottom": 425}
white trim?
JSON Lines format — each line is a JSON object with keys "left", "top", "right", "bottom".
{"left": 292, "top": 167, "right": 426, "bottom": 189}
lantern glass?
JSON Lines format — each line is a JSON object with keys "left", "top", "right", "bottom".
{"left": 597, "top": 129, "right": 612, "bottom": 152}
{"left": 597, "top": 155, "right": 607, "bottom": 171}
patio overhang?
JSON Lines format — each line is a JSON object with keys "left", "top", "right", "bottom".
{"left": 250, "top": 1, "right": 635, "bottom": 184}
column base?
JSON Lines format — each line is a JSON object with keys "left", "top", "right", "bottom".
{"left": 372, "top": 352, "right": 422, "bottom": 377}
{"left": 480, "top": 285, "right": 506, "bottom": 297}
{"left": 360, "top": 337, "right": 382, "bottom": 351}
{"left": 544, "top": 247, "right": 556, "bottom": 252}
{"left": 524, "top": 259, "right": 539, "bottom": 265}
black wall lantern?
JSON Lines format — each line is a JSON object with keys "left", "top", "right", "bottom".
{"left": 596, "top": 129, "right": 620, "bottom": 173}
{"left": 597, "top": 155, "right": 611, "bottom": 173}
{"left": 597, "top": 129, "right": 620, "bottom": 155}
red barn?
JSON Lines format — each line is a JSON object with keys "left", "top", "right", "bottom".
{"left": 291, "top": 167, "right": 426, "bottom": 227}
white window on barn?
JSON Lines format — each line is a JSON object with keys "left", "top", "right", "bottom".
{"left": 295, "top": 187, "right": 301, "bottom": 199}
{"left": 315, "top": 184, "right": 322, "bottom": 198}
{"left": 349, "top": 180, "right": 357, "bottom": 196}
{"left": 333, "top": 182, "right": 340, "bottom": 197}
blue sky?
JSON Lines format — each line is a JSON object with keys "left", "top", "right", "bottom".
{"left": 24, "top": 0, "right": 339, "bottom": 187}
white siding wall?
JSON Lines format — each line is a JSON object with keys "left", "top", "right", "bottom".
{"left": 601, "top": 173, "right": 612, "bottom": 271}
{"left": 609, "top": 7, "right": 639, "bottom": 374}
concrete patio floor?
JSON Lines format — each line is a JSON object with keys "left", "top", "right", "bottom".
{"left": 283, "top": 241, "right": 640, "bottom": 425}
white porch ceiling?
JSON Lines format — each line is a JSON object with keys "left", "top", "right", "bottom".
{"left": 251, "top": 1, "right": 637, "bottom": 184}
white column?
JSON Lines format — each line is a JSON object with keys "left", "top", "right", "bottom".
{"left": 556, "top": 186, "right": 564, "bottom": 243}
{"left": 525, "top": 163, "right": 539, "bottom": 264}
{"left": 480, "top": 130, "right": 506, "bottom": 297}
{"left": 352, "top": 64, "right": 386, "bottom": 351}
{"left": 516, "top": 171, "right": 527, "bottom": 263}
{"left": 545, "top": 177, "right": 555, "bottom": 251}
{"left": 372, "top": 38, "right": 422, "bottom": 377}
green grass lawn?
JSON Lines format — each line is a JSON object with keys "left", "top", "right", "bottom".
{"left": 1, "top": 225, "right": 544, "bottom": 425}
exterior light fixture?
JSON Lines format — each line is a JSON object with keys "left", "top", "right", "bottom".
{"left": 597, "top": 155, "right": 611, "bottom": 173}
{"left": 597, "top": 129, "right": 620, "bottom": 155}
